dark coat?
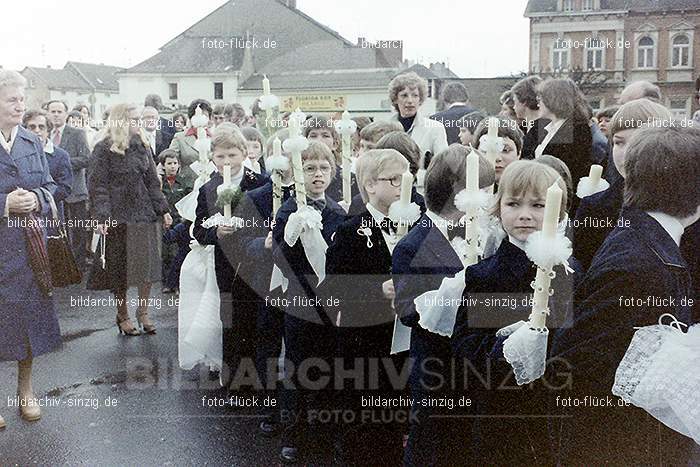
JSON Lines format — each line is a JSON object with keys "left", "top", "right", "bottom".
{"left": 89, "top": 136, "right": 170, "bottom": 225}
{"left": 326, "top": 166, "right": 360, "bottom": 203}
{"left": 59, "top": 125, "right": 90, "bottom": 203}
{"left": 590, "top": 122, "right": 609, "bottom": 166}
{"left": 572, "top": 177, "right": 624, "bottom": 271}
{"left": 161, "top": 173, "right": 193, "bottom": 225}
{"left": 550, "top": 207, "right": 697, "bottom": 465}
{"left": 538, "top": 119, "right": 593, "bottom": 188}
{"left": 162, "top": 221, "right": 192, "bottom": 289}
{"left": 520, "top": 118, "right": 550, "bottom": 160}
{"left": 45, "top": 143, "right": 74, "bottom": 225}
{"left": 192, "top": 168, "right": 269, "bottom": 293}
{"left": 0, "top": 126, "right": 60, "bottom": 361}
{"left": 391, "top": 214, "right": 465, "bottom": 466}
{"left": 347, "top": 186, "right": 425, "bottom": 219}
{"left": 430, "top": 104, "right": 476, "bottom": 145}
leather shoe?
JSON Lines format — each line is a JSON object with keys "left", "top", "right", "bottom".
{"left": 280, "top": 446, "right": 299, "bottom": 464}
{"left": 18, "top": 395, "right": 41, "bottom": 422}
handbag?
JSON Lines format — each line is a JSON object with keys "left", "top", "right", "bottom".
{"left": 86, "top": 232, "right": 111, "bottom": 291}
{"left": 23, "top": 211, "right": 53, "bottom": 298}
{"left": 40, "top": 188, "right": 82, "bottom": 287}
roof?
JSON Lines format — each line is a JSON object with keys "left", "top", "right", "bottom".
{"left": 66, "top": 62, "right": 123, "bottom": 91}
{"left": 460, "top": 77, "right": 520, "bottom": 114}
{"left": 525, "top": 0, "right": 700, "bottom": 15}
{"left": 240, "top": 68, "right": 398, "bottom": 91}
{"left": 126, "top": 0, "right": 387, "bottom": 75}
{"left": 23, "top": 67, "right": 90, "bottom": 91}
{"left": 127, "top": 35, "right": 246, "bottom": 74}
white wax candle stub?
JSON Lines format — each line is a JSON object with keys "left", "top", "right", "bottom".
{"left": 466, "top": 150, "right": 479, "bottom": 193}
{"left": 589, "top": 164, "right": 603, "bottom": 185}
{"left": 542, "top": 182, "right": 563, "bottom": 238}
{"left": 400, "top": 172, "right": 413, "bottom": 204}
{"left": 487, "top": 117, "right": 499, "bottom": 139}
{"left": 263, "top": 75, "right": 271, "bottom": 95}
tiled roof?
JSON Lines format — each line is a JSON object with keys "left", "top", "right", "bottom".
{"left": 66, "top": 62, "right": 123, "bottom": 91}
{"left": 23, "top": 67, "right": 89, "bottom": 91}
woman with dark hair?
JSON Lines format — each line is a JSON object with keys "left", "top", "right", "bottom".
{"left": 168, "top": 99, "right": 214, "bottom": 183}
{"left": 512, "top": 75, "right": 545, "bottom": 159}
{"left": 533, "top": 78, "right": 593, "bottom": 189}
{"left": 0, "top": 70, "right": 60, "bottom": 427}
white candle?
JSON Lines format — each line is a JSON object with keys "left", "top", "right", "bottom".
{"left": 541, "top": 182, "right": 563, "bottom": 239}
{"left": 464, "top": 150, "right": 480, "bottom": 265}
{"left": 466, "top": 150, "right": 479, "bottom": 194}
{"left": 292, "top": 150, "right": 306, "bottom": 208}
{"left": 529, "top": 181, "right": 563, "bottom": 329}
{"left": 396, "top": 171, "right": 413, "bottom": 236}
{"left": 273, "top": 137, "right": 282, "bottom": 157}
{"left": 223, "top": 165, "right": 231, "bottom": 185}
{"left": 588, "top": 164, "right": 603, "bottom": 187}
{"left": 341, "top": 111, "right": 352, "bottom": 204}
{"left": 263, "top": 75, "right": 271, "bottom": 96}
{"left": 272, "top": 171, "right": 282, "bottom": 218}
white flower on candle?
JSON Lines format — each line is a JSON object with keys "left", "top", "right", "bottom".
{"left": 334, "top": 111, "right": 357, "bottom": 136}
{"left": 479, "top": 134, "right": 505, "bottom": 153}
{"left": 191, "top": 105, "right": 209, "bottom": 128}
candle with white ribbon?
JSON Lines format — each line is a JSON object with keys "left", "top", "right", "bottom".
{"left": 529, "top": 182, "right": 563, "bottom": 329}
{"left": 341, "top": 111, "right": 353, "bottom": 204}
{"left": 464, "top": 150, "right": 480, "bottom": 265}
{"left": 397, "top": 171, "right": 413, "bottom": 236}
{"left": 223, "top": 165, "right": 232, "bottom": 219}
{"left": 272, "top": 137, "right": 283, "bottom": 217}
{"left": 289, "top": 110, "right": 307, "bottom": 208}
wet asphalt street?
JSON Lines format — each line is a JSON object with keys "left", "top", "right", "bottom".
{"left": 0, "top": 282, "right": 281, "bottom": 466}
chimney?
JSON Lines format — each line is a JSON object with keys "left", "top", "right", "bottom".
{"left": 357, "top": 37, "right": 367, "bottom": 47}
{"left": 285, "top": 0, "right": 296, "bottom": 8}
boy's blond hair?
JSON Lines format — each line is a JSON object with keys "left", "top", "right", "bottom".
{"left": 355, "top": 149, "right": 409, "bottom": 203}
{"left": 359, "top": 120, "right": 404, "bottom": 146}
{"left": 301, "top": 141, "right": 337, "bottom": 178}
{"left": 210, "top": 123, "right": 248, "bottom": 156}
{"left": 492, "top": 160, "right": 568, "bottom": 220}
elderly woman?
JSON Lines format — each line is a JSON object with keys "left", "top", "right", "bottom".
{"left": 388, "top": 72, "right": 448, "bottom": 193}
{"left": 168, "top": 99, "right": 213, "bottom": 184}
{"left": 89, "top": 104, "right": 172, "bottom": 336}
{"left": 0, "top": 70, "right": 60, "bottom": 428}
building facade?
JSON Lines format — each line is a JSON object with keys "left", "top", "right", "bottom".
{"left": 525, "top": 0, "right": 700, "bottom": 117}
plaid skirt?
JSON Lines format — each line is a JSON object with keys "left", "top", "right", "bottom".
{"left": 105, "top": 222, "right": 162, "bottom": 293}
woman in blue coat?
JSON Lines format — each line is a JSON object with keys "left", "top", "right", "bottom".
{"left": 0, "top": 70, "right": 60, "bottom": 429}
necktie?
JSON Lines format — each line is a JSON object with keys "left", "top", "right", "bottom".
{"left": 381, "top": 217, "right": 397, "bottom": 235}
{"left": 52, "top": 129, "right": 61, "bottom": 146}
{"left": 309, "top": 198, "right": 326, "bottom": 212}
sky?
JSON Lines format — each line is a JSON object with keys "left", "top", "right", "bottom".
{"left": 2, "top": 0, "right": 530, "bottom": 78}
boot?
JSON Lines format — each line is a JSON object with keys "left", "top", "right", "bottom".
{"left": 17, "top": 360, "right": 41, "bottom": 422}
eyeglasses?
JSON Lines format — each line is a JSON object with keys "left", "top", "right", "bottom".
{"left": 303, "top": 165, "right": 332, "bottom": 175}
{"left": 377, "top": 175, "right": 403, "bottom": 187}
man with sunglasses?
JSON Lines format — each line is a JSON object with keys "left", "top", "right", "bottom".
{"left": 23, "top": 109, "right": 74, "bottom": 224}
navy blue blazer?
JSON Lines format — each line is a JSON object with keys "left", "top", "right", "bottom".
{"left": 550, "top": 207, "right": 696, "bottom": 465}
{"left": 44, "top": 144, "right": 73, "bottom": 226}
{"left": 347, "top": 185, "right": 426, "bottom": 219}
{"left": 430, "top": 104, "right": 476, "bottom": 145}
{"left": 192, "top": 168, "right": 268, "bottom": 292}
{"left": 272, "top": 195, "right": 346, "bottom": 325}
{"left": 572, "top": 177, "right": 624, "bottom": 271}
{"left": 326, "top": 166, "right": 359, "bottom": 203}
{"left": 233, "top": 180, "right": 294, "bottom": 296}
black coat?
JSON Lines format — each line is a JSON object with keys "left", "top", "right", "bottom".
{"left": 550, "top": 208, "right": 696, "bottom": 465}
{"left": 60, "top": 125, "right": 90, "bottom": 202}
{"left": 347, "top": 186, "right": 426, "bottom": 219}
{"left": 89, "top": 136, "right": 170, "bottom": 224}
{"left": 520, "top": 118, "right": 550, "bottom": 160}
{"left": 430, "top": 104, "right": 476, "bottom": 145}
{"left": 538, "top": 119, "right": 593, "bottom": 187}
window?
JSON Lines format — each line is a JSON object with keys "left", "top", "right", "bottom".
{"left": 168, "top": 83, "right": 178, "bottom": 100}
{"left": 670, "top": 98, "right": 688, "bottom": 120}
{"left": 583, "top": 0, "right": 594, "bottom": 11}
{"left": 214, "top": 82, "right": 224, "bottom": 100}
{"left": 563, "top": 0, "right": 573, "bottom": 11}
{"left": 586, "top": 38, "right": 605, "bottom": 70}
{"left": 637, "top": 36, "right": 655, "bottom": 68}
{"left": 672, "top": 35, "right": 690, "bottom": 67}
{"left": 553, "top": 41, "right": 570, "bottom": 71}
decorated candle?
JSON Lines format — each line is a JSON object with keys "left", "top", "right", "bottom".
{"left": 464, "top": 150, "right": 480, "bottom": 265}
{"left": 341, "top": 111, "right": 353, "bottom": 204}
{"left": 273, "top": 136, "right": 282, "bottom": 157}
{"left": 272, "top": 137, "right": 283, "bottom": 217}
{"left": 529, "top": 181, "right": 563, "bottom": 329}
{"left": 223, "top": 165, "right": 232, "bottom": 219}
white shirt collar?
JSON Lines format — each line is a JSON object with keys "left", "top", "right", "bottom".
{"left": 425, "top": 209, "right": 452, "bottom": 240}
{"left": 230, "top": 167, "right": 244, "bottom": 187}
{"left": 366, "top": 202, "right": 387, "bottom": 225}
{"left": 448, "top": 102, "right": 468, "bottom": 109}
{"left": 647, "top": 211, "right": 684, "bottom": 246}
{"left": 545, "top": 118, "right": 567, "bottom": 134}
{"left": 507, "top": 234, "right": 527, "bottom": 252}
{"left": 0, "top": 126, "right": 18, "bottom": 154}
{"left": 44, "top": 139, "right": 55, "bottom": 154}
{"left": 535, "top": 118, "right": 567, "bottom": 158}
